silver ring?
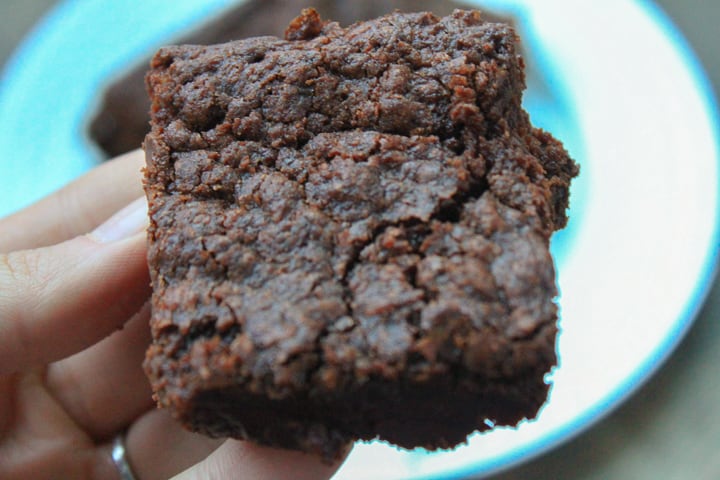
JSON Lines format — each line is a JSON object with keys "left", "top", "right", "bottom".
{"left": 111, "top": 433, "right": 138, "bottom": 480}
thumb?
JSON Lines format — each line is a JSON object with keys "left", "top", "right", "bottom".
{"left": 0, "top": 197, "right": 150, "bottom": 375}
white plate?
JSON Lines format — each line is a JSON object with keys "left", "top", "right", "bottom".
{"left": 1, "top": 1, "right": 717, "bottom": 478}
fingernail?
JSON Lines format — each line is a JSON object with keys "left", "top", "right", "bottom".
{"left": 90, "top": 197, "right": 148, "bottom": 243}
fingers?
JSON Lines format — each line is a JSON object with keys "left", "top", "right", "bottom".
{"left": 0, "top": 198, "right": 150, "bottom": 375}
{"left": 125, "top": 409, "right": 225, "bottom": 480}
{"left": 172, "top": 439, "right": 348, "bottom": 480}
{"left": 0, "top": 149, "right": 145, "bottom": 253}
{"left": 45, "top": 303, "right": 154, "bottom": 440}
{"left": 0, "top": 371, "right": 97, "bottom": 480}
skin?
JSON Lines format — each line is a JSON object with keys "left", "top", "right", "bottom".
{"left": 0, "top": 150, "right": 347, "bottom": 479}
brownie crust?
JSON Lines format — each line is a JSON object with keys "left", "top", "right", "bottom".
{"left": 143, "top": 9, "right": 578, "bottom": 460}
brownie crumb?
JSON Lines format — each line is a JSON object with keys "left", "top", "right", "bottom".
{"left": 285, "top": 8, "right": 325, "bottom": 41}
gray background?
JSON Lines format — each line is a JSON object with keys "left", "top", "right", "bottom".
{"left": 1, "top": 1, "right": 719, "bottom": 479}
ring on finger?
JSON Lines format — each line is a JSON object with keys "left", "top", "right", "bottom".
{"left": 112, "top": 432, "right": 138, "bottom": 480}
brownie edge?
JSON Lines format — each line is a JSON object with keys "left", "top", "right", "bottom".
{"left": 143, "top": 8, "right": 579, "bottom": 461}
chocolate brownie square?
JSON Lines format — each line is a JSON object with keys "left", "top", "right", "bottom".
{"left": 143, "top": 9, "right": 578, "bottom": 460}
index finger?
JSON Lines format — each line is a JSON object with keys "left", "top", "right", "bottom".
{"left": 0, "top": 194, "right": 150, "bottom": 375}
{"left": 0, "top": 149, "right": 145, "bottom": 253}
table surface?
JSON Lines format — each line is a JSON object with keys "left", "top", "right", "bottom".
{"left": 1, "top": 1, "right": 719, "bottom": 479}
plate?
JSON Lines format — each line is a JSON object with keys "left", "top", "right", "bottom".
{"left": 1, "top": 1, "right": 717, "bottom": 478}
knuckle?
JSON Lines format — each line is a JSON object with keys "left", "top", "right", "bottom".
{"left": 2, "top": 251, "right": 32, "bottom": 281}
{"left": 0, "top": 253, "right": 38, "bottom": 368}
{"left": 0, "top": 250, "right": 47, "bottom": 323}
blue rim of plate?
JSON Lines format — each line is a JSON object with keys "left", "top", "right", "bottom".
{"left": 1, "top": 1, "right": 718, "bottom": 478}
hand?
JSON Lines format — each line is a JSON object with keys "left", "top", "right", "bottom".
{"left": 0, "top": 150, "right": 346, "bottom": 479}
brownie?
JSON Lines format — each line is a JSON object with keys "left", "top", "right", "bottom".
{"left": 143, "top": 9, "right": 579, "bottom": 461}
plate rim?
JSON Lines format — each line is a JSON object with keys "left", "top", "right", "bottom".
{"left": 1, "top": 1, "right": 718, "bottom": 478}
